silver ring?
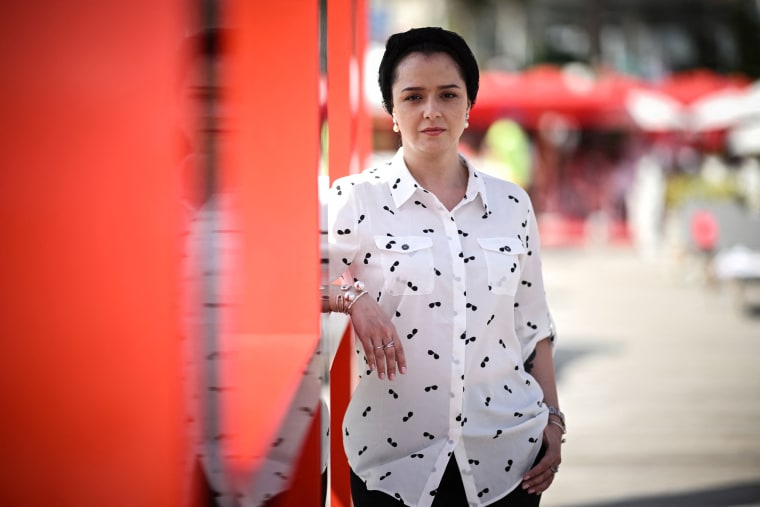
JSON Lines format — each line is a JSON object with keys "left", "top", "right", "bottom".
{"left": 383, "top": 340, "right": 395, "bottom": 349}
{"left": 374, "top": 343, "right": 385, "bottom": 350}
{"left": 550, "top": 465, "right": 559, "bottom": 474}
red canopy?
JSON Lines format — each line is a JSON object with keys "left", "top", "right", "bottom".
{"left": 469, "top": 65, "right": 642, "bottom": 131}
{"left": 654, "top": 69, "right": 749, "bottom": 105}
{"left": 651, "top": 69, "right": 751, "bottom": 151}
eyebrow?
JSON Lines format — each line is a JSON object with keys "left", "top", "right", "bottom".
{"left": 400, "top": 84, "right": 462, "bottom": 93}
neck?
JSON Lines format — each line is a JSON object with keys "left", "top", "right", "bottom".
{"left": 403, "top": 148, "right": 468, "bottom": 211}
{"left": 403, "top": 149, "right": 466, "bottom": 190}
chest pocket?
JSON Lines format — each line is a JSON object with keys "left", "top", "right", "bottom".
{"left": 477, "top": 237, "right": 526, "bottom": 295}
{"left": 374, "top": 236, "right": 435, "bottom": 295}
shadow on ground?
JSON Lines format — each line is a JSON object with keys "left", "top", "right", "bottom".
{"left": 742, "top": 303, "right": 760, "bottom": 319}
{"left": 572, "top": 481, "right": 760, "bottom": 507}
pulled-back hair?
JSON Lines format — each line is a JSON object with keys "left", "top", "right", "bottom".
{"left": 378, "top": 27, "right": 479, "bottom": 114}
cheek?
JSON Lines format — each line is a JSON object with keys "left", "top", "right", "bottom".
{"left": 394, "top": 108, "right": 416, "bottom": 126}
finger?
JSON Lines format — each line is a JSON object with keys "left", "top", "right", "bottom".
{"left": 373, "top": 342, "right": 388, "bottom": 380}
{"left": 528, "top": 472, "right": 555, "bottom": 495}
{"left": 525, "top": 448, "right": 561, "bottom": 478}
{"left": 359, "top": 338, "right": 377, "bottom": 373}
{"left": 390, "top": 334, "right": 407, "bottom": 375}
{"left": 522, "top": 466, "right": 555, "bottom": 494}
{"left": 523, "top": 456, "right": 559, "bottom": 494}
{"left": 383, "top": 341, "right": 398, "bottom": 380}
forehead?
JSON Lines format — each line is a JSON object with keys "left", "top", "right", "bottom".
{"left": 392, "top": 52, "right": 464, "bottom": 88}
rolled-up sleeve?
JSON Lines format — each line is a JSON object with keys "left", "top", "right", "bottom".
{"left": 514, "top": 197, "right": 557, "bottom": 361}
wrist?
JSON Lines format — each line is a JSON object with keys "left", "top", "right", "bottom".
{"left": 327, "top": 280, "right": 367, "bottom": 314}
{"left": 545, "top": 404, "right": 565, "bottom": 428}
{"left": 546, "top": 419, "right": 567, "bottom": 443}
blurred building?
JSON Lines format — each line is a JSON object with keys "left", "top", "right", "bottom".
{"left": 368, "top": 0, "right": 760, "bottom": 250}
{"left": 371, "top": 0, "right": 760, "bottom": 79}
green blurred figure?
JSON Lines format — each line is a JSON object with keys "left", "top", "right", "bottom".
{"left": 480, "top": 119, "right": 533, "bottom": 189}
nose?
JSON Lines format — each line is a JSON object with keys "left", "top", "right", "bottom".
{"left": 423, "top": 97, "right": 441, "bottom": 119}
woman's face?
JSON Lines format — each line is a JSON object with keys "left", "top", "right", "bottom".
{"left": 391, "top": 51, "right": 470, "bottom": 158}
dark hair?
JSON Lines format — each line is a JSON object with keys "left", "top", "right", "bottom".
{"left": 378, "top": 27, "right": 479, "bottom": 114}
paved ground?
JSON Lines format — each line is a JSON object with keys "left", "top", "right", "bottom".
{"left": 539, "top": 245, "right": 760, "bottom": 507}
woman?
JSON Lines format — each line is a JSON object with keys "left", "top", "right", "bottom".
{"left": 325, "top": 27, "right": 563, "bottom": 507}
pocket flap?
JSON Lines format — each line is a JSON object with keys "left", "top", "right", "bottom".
{"left": 477, "top": 237, "right": 526, "bottom": 255}
{"left": 374, "top": 235, "right": 433, "bottom": 253}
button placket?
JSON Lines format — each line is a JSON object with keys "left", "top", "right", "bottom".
{"left": 443, "top": 210, "right": 467, "bottom": 442}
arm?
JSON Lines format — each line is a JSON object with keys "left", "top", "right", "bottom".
{"left": 320, "top": 281, "right": 407, "bottom": 381}
{"left": 521, "top": 337, "right": 564, "bottom": 494}
{"left": 325, "top": 178, "right": 407, "bottom": 381}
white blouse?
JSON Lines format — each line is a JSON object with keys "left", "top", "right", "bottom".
{"left": 328, "top": 148, "right": 556, "bottom": 507}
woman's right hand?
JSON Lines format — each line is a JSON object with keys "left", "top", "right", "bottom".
{"left": 348, "top": 295, "right": 406, "bottom": 381}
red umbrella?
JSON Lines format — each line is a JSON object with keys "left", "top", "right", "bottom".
{"left": 655, "top": 69, "right": 749, "bottom": 105}
{"left": 592, "top": 69, "right": 646, "bottom": 129}
{"left": 654, "top": 69, "right": 751, "bottom": 151}
{"left": 470, "top": 65, "right": 640, "bottom": 131}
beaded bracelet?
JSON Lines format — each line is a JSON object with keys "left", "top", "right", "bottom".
{"left": 335, "top": 280, "right": 367, "bottom": 314}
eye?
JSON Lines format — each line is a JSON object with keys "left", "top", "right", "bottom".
{"left": 442, "top": 92, "right": 459, "bottom": 99}
{"left": 403, "top": 94, "right": 422, "bottom": 102}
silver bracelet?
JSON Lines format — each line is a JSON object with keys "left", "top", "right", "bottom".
{"left": 548, "top": 419, "right": 566, "bottom": 434}
{"left": 546, "top": 405, "right": 566, "bottom": 429}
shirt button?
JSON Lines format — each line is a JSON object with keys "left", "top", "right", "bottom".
{"left": 402, "top": 244, "right": 409, "bottom": 250}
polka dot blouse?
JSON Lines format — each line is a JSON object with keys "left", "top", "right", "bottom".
{"left": 328, "top": 148, "right": 557, "bottom": 507}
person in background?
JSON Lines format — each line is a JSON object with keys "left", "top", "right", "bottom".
{"left": 324, "top": 26, "right": 563, "bottom": 507}
{"left": 479, "top": 119, "right": 533, "bottom": 189}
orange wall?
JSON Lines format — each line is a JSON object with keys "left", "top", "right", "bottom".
{"left": 328, "top": 0, "right": 371, "bottom": 506}
{"left": 220, "top": 0, "right": 322, "bottom": 485}
{"left": 0, "top": 3, "right": 188, "bottom": 506}
{"left": 0, "top": 1, "right": 330, "bottom": 504}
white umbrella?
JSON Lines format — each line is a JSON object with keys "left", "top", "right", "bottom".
{"left": 737, "top": 80, "right": 760, "bottom": 121}
{"left": 728, "top": 118, "right": 760, "bottom": 156}
{"left": 625, "top": 88, "right": 686, "bottom": 131}
{"left": 689, "top": 88, "right": 746, "bottom": 131}
{"left": 727, "top": 80, "right": 760, "bottom": 155}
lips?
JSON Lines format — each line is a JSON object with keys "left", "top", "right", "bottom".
{"left": 422, "top": 127, "right": 445, "bottom": 135}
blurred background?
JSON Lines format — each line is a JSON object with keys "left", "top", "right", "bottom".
{"left": 369, "top": 0, "right": 760, "bottom": 259}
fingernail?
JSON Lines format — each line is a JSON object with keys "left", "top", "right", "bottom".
{"left": 400, "top": 366, "right": 407, "bottom": 374}
{"left": 378, "top": 372, "right": 385, "bottom": 379}
{"left": 388, "top": 373, "right": 395, "bottom": 381}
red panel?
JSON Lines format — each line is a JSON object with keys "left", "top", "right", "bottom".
{"left": 327, "top": 1, "right": 369, "bottom": 506}
{"left": 328, "top": 0, "right": 355, "bottom": 182}
{"left": 355, "top": 0, "right": 373, "bottom": 170}
{"left": 221, "top": 0, "right": 322, "bottom": 496}
{"left": 0, "top": 3, "right": 189, "bottom": 506}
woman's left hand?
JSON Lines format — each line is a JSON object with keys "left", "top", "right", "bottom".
{"left": 520, "top": 422, "right": 563, "bottom": 495}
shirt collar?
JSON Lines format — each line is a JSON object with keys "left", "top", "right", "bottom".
{"left": 387, "top": 147, "right": 489, "bottom": 213}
